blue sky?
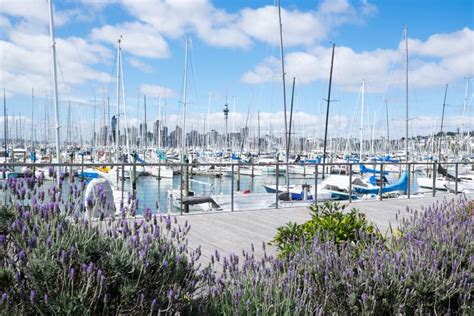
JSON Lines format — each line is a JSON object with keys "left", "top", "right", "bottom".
{"left": 0, "top": 0, "right": 473, "bottom": 141}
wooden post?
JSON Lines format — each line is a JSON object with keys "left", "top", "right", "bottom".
{"left": 314, "top": 164, "right": 318, "bottom": 204}
{"left": 379, "top": 163, "right": 383, "bottom": 201}
{"left": 231, "top": 164, "right": 234, "bottom": 212}
{"left": 237, "top": 163, "right": 241, "bottom": 191}
{"left": 121, "top": 163, "right": 125, "bottom": 204}
{"left": 407, "top": 162, "right": 411, "bottom": 199}
{"left": 349, "top": 163, "right": 353, "bottom": 203}
{"left": 184, "top": 157, "right": 189, "bottom": 213}
{"left": 180, "top": 164, "right": 183, "bottom": 215}
{"left": 275, "top": 162, "right": 279, "bottom": 209}
{"left": 69, "top": 151, "right": 73, "bottom": 181}
{"left": 132, "top": 154, "right": 137, "bottom": 196}
{"left": 455, "top": 163, "right": 458, "bottom": 195}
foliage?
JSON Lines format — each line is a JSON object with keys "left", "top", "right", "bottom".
{"left": 271, "top": 201, "right": 381, "bottom": 257}
{"left": 0, "top": 170, "right": 472, "bottom": 315}
{"left": 0, "top": 173, "right": 202, "bottom": 315}
{"left": 203, "top": 196, "right": 473, "bottom": 315}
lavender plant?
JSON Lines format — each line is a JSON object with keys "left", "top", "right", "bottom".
{"left": 0, "top": 172, "right": 202, "bottom": 315}
{"left": 0, "top": 170, "right": 472, "bottom": 315}
{"left": 203, "top": 196, "right": 473, "bottom": 314}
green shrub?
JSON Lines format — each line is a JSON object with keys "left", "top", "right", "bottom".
{"left": 0, "top": 175, "right": 202, "bottom": 315}
{"left": 271, "top": 202, "right": 382, "bottom": 257}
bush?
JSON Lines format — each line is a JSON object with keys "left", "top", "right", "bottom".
{"left": 203, "top": 196, "right": 473, "bottom": 314}
{"left": 271, "top": 202, "right": 381, "bottom": 257}
{"left": 0, "top": 174, "right": 202, "bottom": 315}
{"left": 1, "top": 172, "right": 472, "bottom": 315}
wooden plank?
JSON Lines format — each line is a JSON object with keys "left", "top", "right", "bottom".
{"left": 177, "top": 193, "right": 472, "bottom": 265}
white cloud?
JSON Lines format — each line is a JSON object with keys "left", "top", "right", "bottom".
{"left": 1, "top": 18, "right": 112, "bottom": 97}
{"left": 407, "top": 27, "right": 473, "bottom": 58}
{"left": 139, "top": 84, "right": 176, "bottom": 98}
{"left": 242, "top": 28, "right": 474, "bottom": 91}
{"left": 120, "top": 0, "right": 251, "bottom": 49}
{"left": 128, "top": 57, "right": 153, "bottom": 73}
{"left": 117, "top": 0, "right": 376, "bottom": 50}
{"left": 90, "top": 22, "right": 170, "bottom": 58}
{"left": 238, "top": 6, "right": 326, "bottom": 47}
{"left": 318, "top": 0, "right": 353, "bottom": 15}
{"left": 241, "top": 56, "right": 280, "bottom": 84}
{"left": 360, "top": 0, "right": 378, "bottom": 16}
{"left": 0, "top": 0, "right": 80, "bottom": 27}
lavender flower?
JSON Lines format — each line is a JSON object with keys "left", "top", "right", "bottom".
{"left": 69, "top": 268, "right": 75, "bottom": 280}
{"left": 30, "top": 290, "right": 36, "bottom": 304}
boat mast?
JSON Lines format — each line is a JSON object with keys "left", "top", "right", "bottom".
{"left": 115, "top": 37, "right": 121, "bottom": 158}
{"left": 48, "top": 0, "right": 61, "bottom": 167}
{"left": 93, "top": 97, "right": 96, "bottom": 148}
{"left": 181, "top": 37, "right": 189, "bottom": 163}
{"left": 277, "top": 0, "right": 290, "bottom": 192}
{"left": 223, "top": 95, "right": 229, "bottom": 150}
{"left": 288, "top": 77, "right": 296, "bottom": 156}
{"left": 404, "top": 26, "right": 409, "bottom": 161}
{"left": 31, "top": 88, "right": 34, "bottom": 151}
{"left": 385, "top": 99, "right": 390, "bottom": 152}
{"left": 460, "top": 77, "right": 470, "bottom": 149}
{"left": 119, "top": 42, "right": 130, "bottom": 157}
{"left": 257, "top": 109, "right": 261, "bottom": 155}
{"left": 158, "top": 95, "right": 161, "bottom": 148}
{"left": 360, "top": 79, "right": 365, "bottom": 160}
{"left": 144, "top": 95, "right": 147, "bottom": 150}
{"left": 206, "top": 92, "right": 211, "bottom": 149}
{"left": 322, "top": 43, "right": 335, "bottom": 179}
{"left": 232, "top": 96, "right": 236, "bottom": 151}
{"left": 439, "top": 83, "right": 448, "bottom": 159}
{"left": 3, "top": 89, "right": 7, "bottom": 162}
{"left": 371, "top": 112, "right": 376, "bottom": 155}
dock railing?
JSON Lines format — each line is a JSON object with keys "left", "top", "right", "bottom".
{"left": 1, "top": 160, "right": 472, "bottom": 215}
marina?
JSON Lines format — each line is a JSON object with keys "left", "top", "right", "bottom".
{"left": 0, "top": 0, "right": 473, "bottom": 313}
{"left": 1, "top": 160, "right": 472, "bottom": 215}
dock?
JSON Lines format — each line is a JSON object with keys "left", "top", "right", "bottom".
{"left": 175, "top": 193, "right": 473, "bottom": 264}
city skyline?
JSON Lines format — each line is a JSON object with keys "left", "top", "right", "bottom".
{"left": 0, "top": 0, "right": 473, "bottom": 141}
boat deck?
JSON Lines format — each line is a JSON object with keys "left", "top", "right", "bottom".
{"left": 175, "top": 193, "right": 473, "bottom": 265}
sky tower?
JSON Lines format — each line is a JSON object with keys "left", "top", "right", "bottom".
{"left": 223, "top": 99, "right": 229, "bottom": 150}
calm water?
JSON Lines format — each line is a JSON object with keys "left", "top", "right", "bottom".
{"left": 1, "top": 171, "right": 421, "bottom": 215}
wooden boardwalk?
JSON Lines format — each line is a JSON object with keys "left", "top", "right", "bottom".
{"left": 175, "top": 193, "right": 473, "bottom": 264}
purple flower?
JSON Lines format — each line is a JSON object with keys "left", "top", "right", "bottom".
{"left": 144, "top": 208, "right": 152, "bottom": 221}
{"left": 60, "top": 250, "right": 67, "bottom": 264}
{"left": 28, "top": 235, "right": 37, "bottom": 249}
{"left": 167, "top": 288, "right": 174, "bottom": 300}
{"left": 30, "top": 290, "right": 36, "bottom": 304}
{"left": 0, "top": 234, "right": 5, "bottom": 246}
{"left": 18, "top": 250, "right": 26, "bottom": 263}
{"left": 69, "top": 268, "right": 75, "bottom": 279}
{"left": 1, "top": 292, "right": 7, "bottom": 303}
{"left": 87, "top": 262, "right": 94, "bottom": 274}
{"left": 86, "top": 196, "right": 93, "bottom": 210}
{"left": 96, "top": 269, "right": 103, "bottom": 281}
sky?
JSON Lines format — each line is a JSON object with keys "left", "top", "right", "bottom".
{"left": 0, "top": 0, "right": 473, "bottom": 143}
